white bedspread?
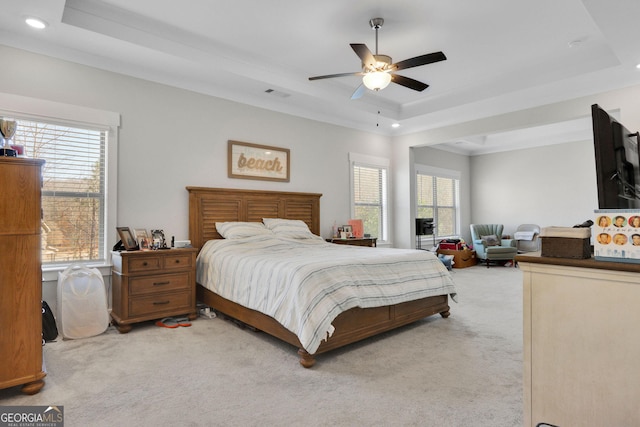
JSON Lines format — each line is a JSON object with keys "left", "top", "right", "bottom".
{"left": 196, "top": 235, "right": 457, "bottom": 353}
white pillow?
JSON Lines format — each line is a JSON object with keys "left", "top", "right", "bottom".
{"left": 215, "top": 222, "right": 273, "bottom": 239}
{"left": 262, "top": 218, "right": 317, "bottom": 239}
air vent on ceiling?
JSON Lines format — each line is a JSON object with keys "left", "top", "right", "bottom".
{"left": 265, "top": 89, "right": 291, "bottom": 98}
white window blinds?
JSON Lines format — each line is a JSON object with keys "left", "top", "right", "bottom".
{"left": 14, "top": 119, "right": 106, "bottom": 263}
{"left": 351, "top": 154, "right": 389, "bottom": 242}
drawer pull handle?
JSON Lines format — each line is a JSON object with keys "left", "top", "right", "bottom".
{"left": 153, "top": 281, "right": 170, "bottom": 286}
{"left": 174, "top": 259, "right": 180, "bottom": 264}
{"left": 153, "top": 300, "right": 170, "bottom": 305}
{"left": 142, "top": 262, "right": 148, "bottom": 266}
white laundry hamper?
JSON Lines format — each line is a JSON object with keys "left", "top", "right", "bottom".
{"left": 57, "top": 264, "right": 110, "bottom": 339}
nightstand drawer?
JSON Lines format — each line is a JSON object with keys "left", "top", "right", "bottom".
{"left": 129, "top": 273, "right": 190, "bottom": 296}
{"left": 129, "top": 291, "right": 191, "bottom": 317}
{"left": 128, "top": 256, "right": 161, "bottom": 273}
{"left": 163, "top": 253, "right": 192, "bottom": 271}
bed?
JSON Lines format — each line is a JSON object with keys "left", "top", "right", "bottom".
{"left": 188, "top": 187, "right": 456, "bottom": 367}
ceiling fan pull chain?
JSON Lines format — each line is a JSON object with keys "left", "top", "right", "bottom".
{"left": 370, "top": 18, "right": 383, "bottom": 56}
{"left": 375, "top": 24, "right": 379, "bottom": 55}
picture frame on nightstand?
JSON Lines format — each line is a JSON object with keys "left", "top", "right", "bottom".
{"left": 134, "top": 229, "right": 150, "bottom": 250}
{"left": 116, "top": 227, "right": 139, "bottom": 251}
{"left": 151, "top": 229, "right": 166, "bottom": 249}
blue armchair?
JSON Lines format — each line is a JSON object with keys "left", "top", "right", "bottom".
{"left": 470, "top": 224, "right": 517, "bottom": 267}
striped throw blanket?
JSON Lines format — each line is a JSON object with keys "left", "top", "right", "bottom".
{"left": 196, "top": 235, "right": 457, "bottom": 353}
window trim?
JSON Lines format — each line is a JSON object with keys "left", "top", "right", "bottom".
{"left": 349, "top": 152, "right": 391, "bottom": 244}
{"left": 0, "top": 92, "right": 120, "bottom": 280}
{"left": 415, "top": 164, "right": 461, "bottom": 240}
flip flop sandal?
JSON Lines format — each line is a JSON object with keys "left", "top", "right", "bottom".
{"left": 175, "top": 317, "right": 192, "bottom": 327}
{"left": 155, "top": 317, "right": 179, "bottom": 328}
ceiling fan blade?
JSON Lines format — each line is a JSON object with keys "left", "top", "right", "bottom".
{"left": 350, "top": 43, "right": 377, "bottom": 70}
{"left": 392, "top": 51, "right": 446, "bottom": 71}
{"left": 391, "top": 74, "right": 429, "bottom": 91}
{"left": 351, "top": 84, "right": 366, "bottom": 100}
{"left": 309, "top": 72, "right": 362, "bottom": 81}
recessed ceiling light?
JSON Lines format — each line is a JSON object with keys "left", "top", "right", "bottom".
{"left": 391, "top": 123, "right": 400, "bottom": 128}
{"left": 636, "top": 63, "right": 640, "bottom": 70}
{"left": 25, "top": 17, "right": 47, "bottom": 29}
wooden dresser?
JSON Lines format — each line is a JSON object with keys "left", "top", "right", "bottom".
{"left": 517, "top": 254, "right": 640, "bottom": 427}
{"left": 111, "top": 248, "right": 198, "bottom": 333}
{"left": 0, "top": 157, "right": 46, "bottom": 395}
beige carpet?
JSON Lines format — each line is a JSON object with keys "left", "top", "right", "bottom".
{"left": 0, "top": 265, "right": 523, "bottom": 427}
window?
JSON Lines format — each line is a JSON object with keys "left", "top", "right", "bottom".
{"left": 1, "top": 92, "right": 119, "bottom": 269}
{"left": 14, "top": 120, "right": 106, "bottom": 263}
{"left": 416, "top": 165, "right": 460, "bottom": 239}
{"left": 350, "top": 153, "right": 389, "bottom": 242}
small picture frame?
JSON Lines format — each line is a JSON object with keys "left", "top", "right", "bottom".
{"left": 151, "top": 229, "right": 166, "bottom": 249}
{"left": 134, "top": 228, "right": 148, "bottom": 240}
{"left": 117, "top": 227, "right": 139, "bottom": 251}
{"left": 138, "top": 237, "right": 150, "bottom": 250}
{"left": 342, "top": 225, "right": 353, "bottom": 238}
{"left": 133, "top": 229, "right": 150, "bottom": 250}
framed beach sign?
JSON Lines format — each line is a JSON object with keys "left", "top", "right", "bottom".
{"left": 228, "top": 140, "right": 290, "bottom": 182}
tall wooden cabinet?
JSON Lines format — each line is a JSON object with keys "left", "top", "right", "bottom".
{"left": 0, "top": 157, "right": 46, "bottom": 395}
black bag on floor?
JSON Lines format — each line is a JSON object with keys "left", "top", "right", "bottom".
{"left": 42, "top": 300, "right": 58, "bottom": 342}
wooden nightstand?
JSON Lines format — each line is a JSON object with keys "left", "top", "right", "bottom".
{"left": 111, "top": 248, "right": 198, "bottom": 333}
{"left": 327, "top": 237, "right": 377, "bottom": 247}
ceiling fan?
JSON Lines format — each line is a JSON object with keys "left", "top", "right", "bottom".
{"left": 308, "top": 18, "right": 447, "bottom": 100}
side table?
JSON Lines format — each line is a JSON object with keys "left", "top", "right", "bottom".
{"left": 111, "top": 248, "right": 198, "bottom": 333}
{"left": 327, "top": 237, "right": 377, "bottom": 247}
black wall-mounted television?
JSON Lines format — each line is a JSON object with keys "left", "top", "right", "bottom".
{"left": 592, "top": 104, "right": 640, "bottom": 209}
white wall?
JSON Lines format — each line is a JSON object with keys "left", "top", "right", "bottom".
{"left": 0, "top": 45, "right": 391, "bottom": 244}
{"left": 390, "top": 139, "right": 414, "bottom": 248}
{"left": 469, "top": 140, "right": 597, "bottom": 236}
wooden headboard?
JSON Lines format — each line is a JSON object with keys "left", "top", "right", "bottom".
{"left": 187, "top": 187, "right": 322, "bottom": 250}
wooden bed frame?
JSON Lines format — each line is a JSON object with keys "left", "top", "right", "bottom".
{"left": 187, "top": 187, "right": 450, "bottom": 367}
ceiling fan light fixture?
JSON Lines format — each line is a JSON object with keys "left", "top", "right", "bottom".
{"left": 307, "top": 17, "right": 446, "bottom": 98}
{"left": 363, "top": 71, "right": 391, "bottom": 91}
